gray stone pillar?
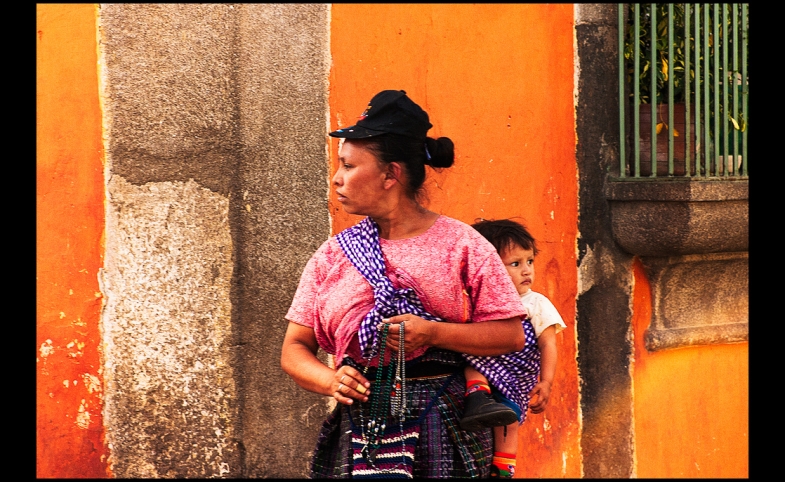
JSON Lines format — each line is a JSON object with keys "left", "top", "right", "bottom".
{"left": 233, "top": 4, "right": 333, "bottom": 478}
{"left": 99, "top": 4, "right": 330, "bottom": 477}
{"left": 574, "top": 4, "right": 636, "bottom": 478}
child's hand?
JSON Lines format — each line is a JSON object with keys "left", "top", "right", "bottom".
{"left": 528, "top": 380, "right": 552, "bottom": 413}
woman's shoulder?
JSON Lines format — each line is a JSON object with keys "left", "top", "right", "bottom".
{"left": 433, "top": 216, "right": 504, "bottom": 275}
{"left": 306, "top": 235, "right": 343, "bottom": 266}
{"left": 316, "top": 234, "right": 341, "bottom": 252}
{"left": 434, "top": 215, "right": 472, "bottom": 231}
{"left": 433, "top": 216, "right": 493, "bottom": 246}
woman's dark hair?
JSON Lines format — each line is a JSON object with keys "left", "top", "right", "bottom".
{"left": 471, "top": 218, "right": 539, "bottom": 256}
{"left": 356, "top": 134, "right": 454, "bottom": 198}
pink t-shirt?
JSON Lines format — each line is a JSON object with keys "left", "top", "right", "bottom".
{"left": 285, "top": 215, "right": 526, "bottom": 364}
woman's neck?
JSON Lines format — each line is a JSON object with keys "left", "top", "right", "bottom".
{"left": 373, "top": 201, "right": 439, "bottom": 240}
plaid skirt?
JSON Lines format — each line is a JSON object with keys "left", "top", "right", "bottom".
{"left": 310, "top": 350, "right": 493, "bottom": 478}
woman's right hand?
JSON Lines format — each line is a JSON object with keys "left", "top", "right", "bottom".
{"left": 282, "top": 322, "right": 372, "bottom": 402}
{"left": 331, "top": 365, "right": 372, "bottom": 405}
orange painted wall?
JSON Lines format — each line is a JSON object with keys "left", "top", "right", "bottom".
{"left": 37, "top": 4, "right": 109, "bottom": 478}
{"left": 631, "top": 259, "right": 748, "bottom": 478}
{"left": 330, "top": 4, "right": 581, "bottom": 477}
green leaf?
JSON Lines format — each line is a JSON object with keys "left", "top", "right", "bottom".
{"left": 729, "top": 116, "right": 740, "bottom": 130}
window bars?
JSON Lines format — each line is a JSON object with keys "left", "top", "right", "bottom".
{"left": 618, "top": 4, "right": 748, "bottom": 178}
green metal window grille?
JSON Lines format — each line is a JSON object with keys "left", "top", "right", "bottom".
{"left": 618, "top": 4, "right": 749, "bottom": 179}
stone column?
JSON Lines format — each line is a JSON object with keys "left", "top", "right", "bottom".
{"left": 574, "top": 4, "right": 636, "bottom": 478}
{"left": 99, "top": 4, "right": 330, "bottom": 477}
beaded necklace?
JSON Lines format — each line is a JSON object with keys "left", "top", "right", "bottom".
{"left": 389, "top": 321, "right": 406, "bottom": 418}
{"left": 357, "top": 321, "right": 408, "bottom": 468}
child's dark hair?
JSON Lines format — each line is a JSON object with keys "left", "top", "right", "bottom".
{"left": 471, "top": 219, "right": 539, "bottom": 256}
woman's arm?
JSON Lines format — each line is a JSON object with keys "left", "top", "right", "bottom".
{"left": 280, "top": 322, "right": 371, "bottom": 405}
{"left": 382, "top": 315, "right": 524, "bottom": 355}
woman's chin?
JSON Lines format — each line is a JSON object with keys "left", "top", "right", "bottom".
{"left": 342, "top": 205, "right": 372, "bottom": 217}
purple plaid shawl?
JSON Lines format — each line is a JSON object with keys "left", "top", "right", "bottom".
{"left": 336, "top": 217, "right": 442, "bottom": 360}
{"left": 464, "top": 318, "right": 540, "bottom": 422}
{"left": 336, "top": 216, "right": 540, "bottom": 420}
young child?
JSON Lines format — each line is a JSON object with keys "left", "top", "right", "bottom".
{"left": 460, "top": 219, "right": 567, "bottom": 478}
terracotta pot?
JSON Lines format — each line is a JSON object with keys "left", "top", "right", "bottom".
{"left": 636, "top": 103, "right": 698, "bottom": 176}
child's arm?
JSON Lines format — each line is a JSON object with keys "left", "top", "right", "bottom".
{"left": 529, "top": 324, "right": 557, "bottom": 414}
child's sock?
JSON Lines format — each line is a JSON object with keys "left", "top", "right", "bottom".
{"left": 491, "top": 452, "right": 516, "bottom": 478}
{"left": 466, "top": 379, "right": 491, "bottom": 396}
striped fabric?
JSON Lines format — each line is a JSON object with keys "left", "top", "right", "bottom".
{"left": 310, "top": 353, "right": 493, "bottom": 478}
{"left": 350, "top": 422, "right": 419, "bottom": 478}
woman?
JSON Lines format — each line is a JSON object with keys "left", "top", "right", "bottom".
{"left": 281, "top": 90, "right": 526, "bottom": 478}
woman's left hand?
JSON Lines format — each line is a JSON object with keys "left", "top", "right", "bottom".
{"left": 381, "top": 314, "right": 434, "bottom": 352}
{"left": 378, "top": 316, "right": 523, "bottom": 356}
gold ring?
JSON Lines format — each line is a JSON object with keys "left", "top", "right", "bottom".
{"left": 356, "top": 384, "right": 367, "bottom": 394}
{"left": 340, "top": 375, "right": 346, "bottom": 383}
{"left": 338, "top": 383, "right": 344, "bottom": 392}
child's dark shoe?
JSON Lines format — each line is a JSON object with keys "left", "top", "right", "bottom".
{"left": 459, "top": 391, "right": 519, "bottom": 432}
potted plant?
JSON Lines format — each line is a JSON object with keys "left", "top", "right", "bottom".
{"left": 622, "top": 4, "right": 748, "bottom": 177}
{"left": 623, "top": 3, "right": 694, "bottom": 176}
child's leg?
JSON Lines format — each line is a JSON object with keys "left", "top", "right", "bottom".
{"left": 491, "top": 422, "right": 518, "bottom": 478}
{"left": 460, "top": 369, "right": 519, "bottom": 432}
{"left": 493, "top": 422, "right": 518, "bottom": 454}
{"left": 464, "top": 365, "right": 491, "bottom": 394}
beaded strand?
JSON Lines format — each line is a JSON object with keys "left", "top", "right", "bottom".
{"left": 357, "top": 322, "right": 410, "bottom": 471}
{"left": 390, "top": 321, "right": 406, "bottom": 417}
{"left": 365, "top": 324, "right": 390, "bottom": 453}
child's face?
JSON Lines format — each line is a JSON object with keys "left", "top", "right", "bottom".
{"left": 500, "top": 244, "right": 535, "bottom": 295}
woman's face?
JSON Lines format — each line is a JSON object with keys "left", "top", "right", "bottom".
{"left": 332, "top": 140, "right": 389, "bottom": 216}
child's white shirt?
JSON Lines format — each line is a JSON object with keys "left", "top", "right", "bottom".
{"left": 520, "top": 290, "right": 567, "bottom": 338}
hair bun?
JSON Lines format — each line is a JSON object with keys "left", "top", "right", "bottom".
{"left": 425, "top": 137, "right": 455, "bottom": 168}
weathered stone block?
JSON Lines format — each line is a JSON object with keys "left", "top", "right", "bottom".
{"left": 641, "top": 252, "right": 748, "bottom": 351}
{"left": 605, "top": 179, "right": 748, "bottom": 351}
{"left": 605, "top": 179, "right": 748, "bottom": 257}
